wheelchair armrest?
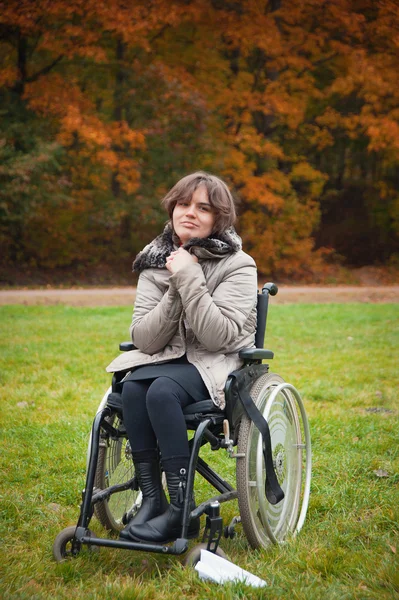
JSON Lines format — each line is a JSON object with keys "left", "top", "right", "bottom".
{"left": 239, "top": 348, "right": 274, "bottom": 360}
{"left": 119, "top": 341, "right": 137, "bottom": 351}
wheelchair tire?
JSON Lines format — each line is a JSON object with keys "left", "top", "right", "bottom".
{"left": 93, "top": 410, "right": 141, "bottom": 532}
{"left": 53, "top": 526, "right": 98, "bottom": 562}
{"left": 236, "top": 373, "right": 311, "bottom": 549}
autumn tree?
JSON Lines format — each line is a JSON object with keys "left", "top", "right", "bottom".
{"left": 0, "top": 0, "right": 398, "bottom": 280}
{"left": 199, "top": 0, "right": 399, "bottom": 275}
{"left": 305, "top": 0, "right": 399, "bottom": 265}
{"left": 0, "top": 0, "right": 216, "bottom": 273}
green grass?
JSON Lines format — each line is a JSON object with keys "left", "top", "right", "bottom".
{"left": 1, "top": 304, "right": 398, "bottom": 599}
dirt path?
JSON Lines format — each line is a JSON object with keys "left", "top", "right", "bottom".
{"left": 1, "top": 286, "right": 398, "bottom": 306}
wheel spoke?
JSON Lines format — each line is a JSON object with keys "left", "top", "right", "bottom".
{"left": 93, "top": 413, "right": 140, "bottom": 531}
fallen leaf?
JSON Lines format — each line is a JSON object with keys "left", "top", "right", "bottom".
{"left": 352, "top": 436, "right": 359, "bottom": 443}
{"left": 373, "top": 469, "right": 389, "bottom": 478}
{"left": 388, "top": 545, "right": 396, "bottom": 554}
{"left": 17, "top": 401, "right": 29, "bottom": 409}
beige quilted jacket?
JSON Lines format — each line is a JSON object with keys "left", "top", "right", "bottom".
{"left": 106, "top": 226, "right": 257, "bottom": 409}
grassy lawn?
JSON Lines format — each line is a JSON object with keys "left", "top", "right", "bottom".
{"left": 1, "top": 303, "right": 398, "bottom": 599}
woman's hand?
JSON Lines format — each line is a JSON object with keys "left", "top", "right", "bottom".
{"left": 166, "top": 247, "right": 198, "bottom": 273}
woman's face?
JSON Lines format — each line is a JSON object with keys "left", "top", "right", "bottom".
{"left": 172, "top": 185, "right": 216, "bottom": 244}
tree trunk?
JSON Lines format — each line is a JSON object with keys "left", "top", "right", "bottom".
{"left": 14, "top": 30, "right": 27, "bottom": 95}
{"left": 111, "top": 37, "right": 126, "bottom": 198}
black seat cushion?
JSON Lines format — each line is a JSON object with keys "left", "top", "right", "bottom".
{"left": 106, "top": 392, "right": 124, "bottom": 416}
{"left": 182, "top": 399, "right": 224, "bottom": 416}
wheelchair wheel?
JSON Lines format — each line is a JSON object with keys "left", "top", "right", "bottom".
{"left": 236, "top": 373, "right": 311, "bottom": 549}
{"left": 91, "top": 389, "right": 141, "bottom": 532}
{"left": 53, "top": 526, "right": 97, "bottom": 562}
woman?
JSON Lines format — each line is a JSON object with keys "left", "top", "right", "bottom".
{"left": 106, "top": 171, "right": 257, "bottom": 544}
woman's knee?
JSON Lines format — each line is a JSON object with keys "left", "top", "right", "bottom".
{"left": 146, "top": 377, "right": 185, "bottom": 412}
{"left": 121, "top": 380, "right": 147, "bottom": 411}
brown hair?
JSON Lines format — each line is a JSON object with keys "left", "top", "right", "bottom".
{"left": 161, "top": 171, "right": 236, "bottom": 235}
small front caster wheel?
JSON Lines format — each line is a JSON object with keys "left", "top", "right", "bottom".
{"left": 183, "top": 542, "right": 228, "bottom": 567}
{"left": 53, "top": 526, "right": 98, "bottom": 562}
{"left": 224, "top": 525, "right": 236, "bottom": 539}
{"left": 53, "top": 526, "right": 80, "bottom": 562}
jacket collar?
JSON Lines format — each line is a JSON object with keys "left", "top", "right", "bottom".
{"left": 133, "top": 222, "right": 242, "bottom": 272}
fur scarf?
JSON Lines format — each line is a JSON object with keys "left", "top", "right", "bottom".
{"left": 133, "top": 223, "right": 242, "bottom": 273}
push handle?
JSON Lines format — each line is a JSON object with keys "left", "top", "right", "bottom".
{"left": 255, "top": 282, "right": 279, "bottom": 349}
{"left": 262, "top": 282, "right": 278, "bottom": 296}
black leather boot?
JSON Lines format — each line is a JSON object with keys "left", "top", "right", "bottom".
{"left": 126, "top": 468, "right": 200, "bottom": 543}
{"left": 120, "top": 455, "right": 169, "bottom": 539}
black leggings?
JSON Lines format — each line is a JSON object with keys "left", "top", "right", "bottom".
{"left": 121, "top": 377, "right": 197, "bottom": 462}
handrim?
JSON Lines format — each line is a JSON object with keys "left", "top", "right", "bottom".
{"left": 236, "top": 374, "right": 311, "bottom": 549}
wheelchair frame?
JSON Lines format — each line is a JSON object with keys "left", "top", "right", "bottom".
{"left": 53, "top": 283, "right": 311, "bottom": 562}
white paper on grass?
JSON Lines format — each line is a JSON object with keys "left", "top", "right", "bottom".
{"left": 194, "top": 549, "right": 267, "bottom": 588}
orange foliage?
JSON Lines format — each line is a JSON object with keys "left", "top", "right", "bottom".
{"left": 1, "top": 0, "right": 398, "bottom": 276}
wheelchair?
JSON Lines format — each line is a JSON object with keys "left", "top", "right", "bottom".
{"left": 53, "top": 283, "right": 311, "bottom": 563}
